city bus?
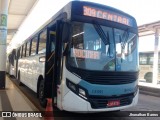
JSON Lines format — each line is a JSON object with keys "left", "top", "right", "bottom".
{"left": 139, "top": 51, "right": 160, "bottom": 83}
{"left": 15, "top": 1, "right": 139, "bottom": 112}
{"left": 6, "top": 49, "right": 17, "bottom": 77}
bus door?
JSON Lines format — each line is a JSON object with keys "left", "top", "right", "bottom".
{"left": 44, "top": 26, "right": 56, "bottom": 98}
{"left": 46, "top": 31, "right": 56, "bottom": 79}
{"left": 52, "top": 20, "right": 67, "bottom": 109}
{"left": 45, "top": 20, "right": 67, "bottom": 108}
{"left": 9, "top": 49, "right": 16, "bottom": 76}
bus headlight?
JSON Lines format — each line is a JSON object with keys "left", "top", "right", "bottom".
{"left": 79, "top": 88, "right": 86, "bottom": 96}
{"left": 79, "top": 88, "right": 87, "bottom": 100}
{"left": 66, "top": 79, "right": 88, "bottom": 100}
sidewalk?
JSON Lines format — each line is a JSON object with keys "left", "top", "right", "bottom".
{"left": 0, "top": 76, "right": 42, "bottom": 120}
{"left": 139, "top": 82, "right": 160, "bottom": 97}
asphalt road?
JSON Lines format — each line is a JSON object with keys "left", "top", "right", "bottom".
{"left": 9, "top": 76, "right": 160, "bottom": 120}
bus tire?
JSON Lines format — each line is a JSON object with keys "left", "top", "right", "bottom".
{"left": 38, "top": 79, "right": 47, "bottom": 108}
{"left": 144, "top": 72, "right": 152, "bottom": 83}
{"left": 18, "top": 71, "right": 23, "bottom": 86}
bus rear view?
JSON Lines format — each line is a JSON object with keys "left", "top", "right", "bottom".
{"left": 54, "top": 1, "right": 139, "bottom": 112}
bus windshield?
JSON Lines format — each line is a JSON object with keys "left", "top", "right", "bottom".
{"left": 68, "top": 21, "right": 138, "bottom": 72}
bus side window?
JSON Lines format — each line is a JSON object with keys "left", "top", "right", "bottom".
{"left": 16, "top": 48, "right": 20, "bottom": 59}
{"left": 19, "top": 47, "right": 21, "bottom": 58}
{"left": 31, "top": 37, "right": 38, "bottom": 55}
{"left": 23, "top": 43, "right": 26, "bottom": 57}
{"left": 26, "top": 41, "right": 31, "bottom": 57}
{"left": 14, "top": 50, "right": 17, "bottom": 60}
{"left": 38, "top": 30, "right": 47, "bottom": 54}
{"left": 21, "top": 46, "right": 23, "bottom": 58}
{"left": 50, "top": 31, "right": 56, "bottom": 52}
{"left": 139, "top": 54, "right": 147, "bottom": 65}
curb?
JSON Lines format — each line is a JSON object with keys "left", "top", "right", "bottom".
{"left": 139, "top": 85, "right": 160, "bottom": 97}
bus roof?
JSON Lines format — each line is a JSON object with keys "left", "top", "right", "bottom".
{"left": 32, "top": 1, "right": 137, "bottom": 30}
{"left": 71, "top": 1, "right": 136, "bottom": 20}
{"left": 19, "top": 1, "right": 137, "bottom": 47}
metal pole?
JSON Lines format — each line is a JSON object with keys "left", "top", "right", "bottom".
{"left": 0, "top": 0, "right": 8, "bottom": 89}
{"left": 152, "top": 29, "right": 159, "bottom": 85}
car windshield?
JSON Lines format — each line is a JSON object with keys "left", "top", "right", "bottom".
{"left": 67, "top": 21, "right": 138, "bottom": 71}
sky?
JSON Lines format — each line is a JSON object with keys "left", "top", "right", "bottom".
{"left": 8, "top": 0, "right": 160, "bottom": 52}
{"left": 94, "top": 0, "right": 160, "bottom": 25}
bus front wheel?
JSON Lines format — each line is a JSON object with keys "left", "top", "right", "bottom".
{"left": 144, "top": 72, "right": 153, "bottom": 83}
{"left": 38, "top": 80, "right": 47, "bottom": 108}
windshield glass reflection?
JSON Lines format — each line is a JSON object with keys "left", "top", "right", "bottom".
{"left": 68, "top": 22, "right": 138, "bottom": 72}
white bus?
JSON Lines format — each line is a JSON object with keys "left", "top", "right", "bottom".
{"left": 7, "top": 49, "right": 17, "bottom": 77}
{"left": 15, "top": 1, "right": 139, "bottom": 112}
{"left": 139, "top": 51, "right": 160, "bottom": 83}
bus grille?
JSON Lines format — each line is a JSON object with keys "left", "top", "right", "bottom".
{"left": 84, "top": 72, "right": 138, "bottom": 84}
{"left": 69, "top": 67, "right": 139, "bottom": 85}
{"left": 89, "top": 93, "right": 134, "bottom": 109}
{"left": 67, "top": 66, "right": 139, "bottom": 85}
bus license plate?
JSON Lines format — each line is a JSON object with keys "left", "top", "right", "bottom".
{"left": 107, "top": 100, "right": 120, "bottom": 107}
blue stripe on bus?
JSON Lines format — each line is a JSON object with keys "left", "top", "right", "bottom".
{"left": 79, "top": 80, "right": 137, "bottom": 96}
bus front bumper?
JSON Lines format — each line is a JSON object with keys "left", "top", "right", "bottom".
{"left": 62, "top": 89, "right": 139, "bottom": 113}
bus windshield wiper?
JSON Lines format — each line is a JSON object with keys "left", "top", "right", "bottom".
{"left": 119, "top": 29, "right": 129, "bottom": 61}
{"left": 121, "top": 29, "right": 129, "bottom": 49}
{"left": 93, "top": 21, "right": 109, "bottom": 45}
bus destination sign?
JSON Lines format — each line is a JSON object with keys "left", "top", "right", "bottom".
{"left": 83, "top": 6, "right": 132, "bottom": 26}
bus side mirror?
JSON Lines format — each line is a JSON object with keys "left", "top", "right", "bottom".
{"left": 62, "top": 22, "right": 71, "bottom": 43}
